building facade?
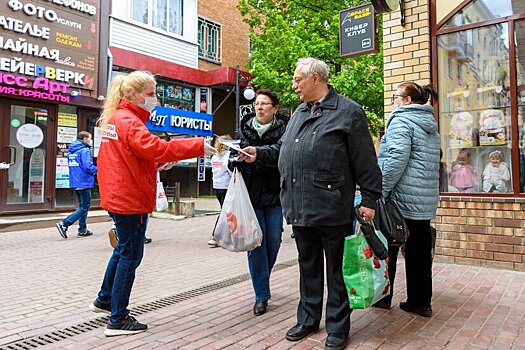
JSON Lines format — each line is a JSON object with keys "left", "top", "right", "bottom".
{"left": 0, "top": 0, "right": 252, "bottom": 214}
{"left": 382, "top": 0, "right": 525, "bottom": 270}
{"left": 0, "top": 0, "right": 109, "bottom": 215}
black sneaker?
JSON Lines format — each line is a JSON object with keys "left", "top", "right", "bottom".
{"left": 104, "top": 316, "right": 147, "bottom": 336}
{"left": 89, "top": 300, "right": 111, "bottom": 315}
{"left": 144, "top": 236, "right": 152, "bottom": 244}
{"left": 56, "top": 222, "right": 68, "bottom": 239}
{"left": 77, "top": 230, "right": 93, "bottom": 237}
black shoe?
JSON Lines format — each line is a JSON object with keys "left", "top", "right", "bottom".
{"left": 56, "top": 222, "right": 68, "bottom": 239}
{"left": 373, "top": 297, "right": 391, "bottom": 309}
{"left": 253, "top": 300, "right": 268, "bottom": 316}
{"left": 325, "top": 333, "right": 348, "bottom": 350}
{"left": 104, "top": 316, "right": 147, "bottom": 336}
{"left": 77, "top": 230, "right": 93, "bottom": 237}
{"left": 144, "top": 237, "right": 152, "bottom": 244}
{"left": 285, "top": 323, "right": 319, "bottom": 341}
{"left": 89, "top": 300, "right": 111, "bottom": 315}
{"left": 290, "top": 232, "right": 295, "bottom": 239}
{"left": 399, "top": 301, "right": 432, "bottom": 317}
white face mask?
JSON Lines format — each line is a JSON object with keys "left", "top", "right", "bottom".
{"left": 138, "top": 96, "right": 157, "bottom": 112}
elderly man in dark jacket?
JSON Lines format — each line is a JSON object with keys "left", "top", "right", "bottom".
{"left": 241, "top": 57, "right": 382, "bottom": 350}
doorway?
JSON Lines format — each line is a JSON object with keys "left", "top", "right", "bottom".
{"left": 0, "top": 99, "right": 55, "bottom": 213}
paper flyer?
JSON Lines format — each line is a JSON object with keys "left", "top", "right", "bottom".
{"left": 217, "top": 138, "right": 254, "bottom": 158}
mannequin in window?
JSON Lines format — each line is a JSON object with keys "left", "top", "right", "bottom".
{"left": 482, "top": 150, "right": 510, "bottom": 193}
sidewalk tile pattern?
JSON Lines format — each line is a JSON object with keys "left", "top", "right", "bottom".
{"left": 1, "top": 215, "right": 525, "bottom": 349}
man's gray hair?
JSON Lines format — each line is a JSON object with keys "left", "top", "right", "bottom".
{"left": 296, "top": 57, "right": 329, "bottom": 83}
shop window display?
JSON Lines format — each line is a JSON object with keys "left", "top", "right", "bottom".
{"left": 438, "top": 22, "right": 514, "bottom": 193}
{"left": 516, "top": 20, "right": 525, "bottom": 193}
{"left": 156, "top": 82, "right": 195, "bottom": 111}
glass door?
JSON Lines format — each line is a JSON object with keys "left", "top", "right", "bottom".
{"left": 0, "top": 99, "right": 54, "bottom": 212}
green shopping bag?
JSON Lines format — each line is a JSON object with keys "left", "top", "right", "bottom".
{"left": 343, "top": 221, "right": 390, "bottom": 309}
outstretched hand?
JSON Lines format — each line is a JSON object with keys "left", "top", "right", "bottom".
{"left": 240, "top": 146, "right": 257, "bottom": 163}
{"left": 204, "top": 142, "right": 217, "bottom": 156}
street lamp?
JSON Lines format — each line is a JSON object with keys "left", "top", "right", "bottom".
{"left": 235, "top": 65, "right": 255, "bottom": 134}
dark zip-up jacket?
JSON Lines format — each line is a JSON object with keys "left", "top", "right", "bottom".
{"left": 256, "top": 87, "right": 382, "bottom": 226}
{"left": 229, "top": 112, "right": 288, "bottom": 207}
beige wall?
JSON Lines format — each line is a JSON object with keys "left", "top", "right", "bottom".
{"left": 382, "top": 0, "right": 431, "bottom": 118}
{"left": 436, "top": 0, "right": 463, "bottom": 24}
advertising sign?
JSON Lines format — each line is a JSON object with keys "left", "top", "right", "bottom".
{"left": 146, "top": 106, "right": 214, "bottom": 137}
{"left": 58, "top": 113, "right": 77, "bottom": 127}
{"left": 0, "top": 0, "right": 100, "bottom": 97}
{"left": 16, "top": 123, "right": 44, "bottom": 148}
{"left": 55, "top": 156, "right": 69, "bottom": 188}
{"left": 339, "top": 3, "right": 378, "bottom": 58}
{"left": 197, "top": 156, "right": 205, "bottom": 182}
{"left": 29, "top": 148, "right": 45, "bottom": 202}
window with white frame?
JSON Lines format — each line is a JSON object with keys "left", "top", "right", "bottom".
{"left": 130, "top": 0, "right": 183, "bottom": 35}
{"left": 198, "top": 18, "right": 221, "bottom": 63}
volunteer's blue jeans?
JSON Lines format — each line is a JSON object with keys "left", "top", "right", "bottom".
{"left": 96, "top": 213, "right": 147, "bottom": 323}
{"left": 63, "top": 189, "right": 91, "bottom": 233}
{"left": 248, "top": 205, "right": 283, "bottom": 302}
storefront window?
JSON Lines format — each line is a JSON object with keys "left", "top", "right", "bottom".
{"left": 442, "top": 0, "right": 515, "bottom": 28}
{"left": 438, "top": 23, "right": 513, "bottom": 193}
{"left": 516, "top": 20, "right": 525, "bottom": 192}
{"left": 55, "top": 105, "right": 78, "bottom": 207}
{"left": 156, "top": 82, "right": 195, "bottom": 111}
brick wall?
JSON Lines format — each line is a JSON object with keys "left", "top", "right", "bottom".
{"left": 435, "top": 198, "right": 525, "bottom": 271}
{"left": 198, "top": 0, "right": 250, "bottom": 71}
{"left": 382, "top": 0, "right": 430, "bottom": 118}
{"left": 382, "top": 1, "right": 525, "bottom": 271}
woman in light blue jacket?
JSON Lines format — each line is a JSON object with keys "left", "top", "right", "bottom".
{"left": 375, "top": 82, "right": 440, "bottom": 317}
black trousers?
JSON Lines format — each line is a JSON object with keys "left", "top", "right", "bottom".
{"left": 386, "top": 219, "right": 433, "bottom": 308}
{"left": 292, "top": 224, "right": 353, "bottom": 334}
{"left": 211, "top": 189, "right": 228, "bottom": 238}
{"left": 215, "top": 188, "right": 227, "bottom": 207}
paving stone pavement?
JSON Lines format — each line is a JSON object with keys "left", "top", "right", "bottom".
{"left": 1, "top": 214, "right": 525, "bottom": 349}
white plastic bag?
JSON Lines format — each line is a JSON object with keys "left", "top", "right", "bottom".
{"left": 156, "top": 172, "right": 168, "bottom": 212}
{"left": 214, "top": 168, "right": 262, "bottom": 252}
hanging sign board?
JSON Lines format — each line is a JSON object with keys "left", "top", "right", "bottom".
{"left": 146, "top": 106, "right": 213, "bottom": 137}
{"left": 339, "top": 3, "right": 378, "bottom": 58}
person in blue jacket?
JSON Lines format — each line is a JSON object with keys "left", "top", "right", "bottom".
{"left": 374, "top": 82, "right": 440, "bottom": 317}
{"left": 56, "top": 131, "right": 98, "bottom": 238}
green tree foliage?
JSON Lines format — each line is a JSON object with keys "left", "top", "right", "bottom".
{"left": 237, "top": 0, "right": 384, "bottom": 135}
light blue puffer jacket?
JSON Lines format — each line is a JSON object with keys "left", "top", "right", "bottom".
{"left": 378, "top": 104, "right": 440, "bottom": 220}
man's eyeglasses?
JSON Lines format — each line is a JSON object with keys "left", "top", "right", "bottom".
{"left": 392, "top": 94, "right": 406, "bottom": 102}
{"left": 253, "top": 102, "right": 273, "bottom": 107}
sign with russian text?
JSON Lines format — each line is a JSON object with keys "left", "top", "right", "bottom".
{"left": 0, "top": 0, "right": 100, "bottom": 95}
{"left": 58, "top": 112, "right": 77, "bottom": 126}
{"left": 197, "top": 156, "right": 205, "bottom": 182}
{"left": 339, "top": 3, "right": 378, "bottom": 58}
{"left": 146, "top": 106, "right": 214, "bottom": 137}
{"left": 55, "top": 156, "right": 69, "bottom": 188}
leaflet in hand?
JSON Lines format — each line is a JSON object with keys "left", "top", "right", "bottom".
{"left": 217, "top": 139, "right": 254, "bottom": 158}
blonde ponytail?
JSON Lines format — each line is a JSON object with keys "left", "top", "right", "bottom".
{"left": 98, "top": 71, "right": 157, "bottom": 130}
